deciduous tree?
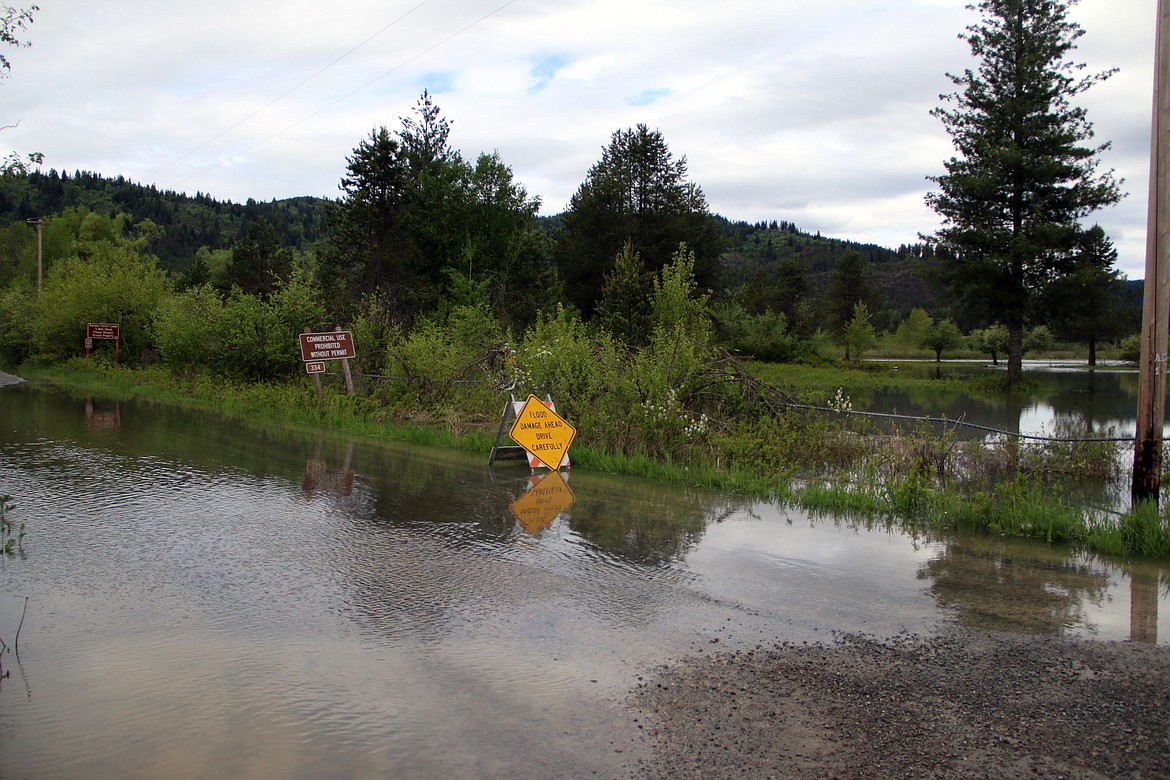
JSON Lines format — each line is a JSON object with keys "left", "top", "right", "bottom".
{"left": 1, "top": 4, "right": 40, "bottom": 175}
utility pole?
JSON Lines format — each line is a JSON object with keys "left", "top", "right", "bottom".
{"left": 1133, "top": 0, "right": 1170, "bottom": 502}
{"left": 25, "top": 217, "right": 42, "bottom": 301}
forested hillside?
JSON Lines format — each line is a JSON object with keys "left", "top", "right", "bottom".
{"left": 0, "top": 169, "right": 330, "bottom": 273}
{"left": 0, "top": 169, "right": 947, "bottom": 324}
{"left": 715, "top": 217, "right": 940, "bottom": 332}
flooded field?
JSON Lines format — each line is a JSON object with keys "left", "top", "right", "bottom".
{"left": 0, "top": 384, "right": 1166, "bottom": 778}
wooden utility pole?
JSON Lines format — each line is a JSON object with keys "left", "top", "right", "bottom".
{"left": 1133, "top": 0, "right": 1170, "bottom": 502}
{"left": 25, "top": 218, "right": 41, "bottom": 301}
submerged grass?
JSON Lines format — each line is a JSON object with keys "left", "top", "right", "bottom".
{"left": 13, "top": 360, "right": 1170, "bottom": 561}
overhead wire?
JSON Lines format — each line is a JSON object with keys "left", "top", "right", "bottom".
{"left": 169, "top": 0, "right": 521, "bottom": 191}
{"left": 148, "top": 0, "right": 435, "bottom": 181}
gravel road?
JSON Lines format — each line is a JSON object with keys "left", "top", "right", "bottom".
{"left": 630, "top": 629, "right": 1170, "bottom": 779}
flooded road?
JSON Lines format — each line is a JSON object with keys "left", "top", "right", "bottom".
{"left": 0, "top": 384, "right": 1166, "bottom": 778}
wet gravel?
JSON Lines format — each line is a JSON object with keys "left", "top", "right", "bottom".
{"left": 630, "top": 629, "right": 1170, "bottom": 779}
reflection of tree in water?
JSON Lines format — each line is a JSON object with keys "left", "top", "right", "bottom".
{"left": 918, "top": 535, "right": 1109, "bottom": 635}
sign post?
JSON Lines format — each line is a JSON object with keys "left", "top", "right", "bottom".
{"left": 299, "top": 328, "right": 357, "bottom": 410}
{"left": 86, "top": 323, "right": 120, "bottom": 365}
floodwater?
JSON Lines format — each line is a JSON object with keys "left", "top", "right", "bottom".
{"left": 0, "top": 384, "right": 1166, "bottom": 779}
{"left": 853, "top": 361, "right": 1150, "bottom": 439}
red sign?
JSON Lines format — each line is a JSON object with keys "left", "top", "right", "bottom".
{"left": 299, "top": 331, "right": 356, "bottom": 361}
{"left": 305, "top": 361, "right": 326, "bottom": 374}
{"left": 87, "top": 322, "right": 120, "bottom": 340}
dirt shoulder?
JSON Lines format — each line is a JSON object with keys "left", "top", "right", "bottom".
{"left": 630, "top": 629, "right": 1170, "bottom": 779}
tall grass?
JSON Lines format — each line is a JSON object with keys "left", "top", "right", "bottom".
{"left": 16, "top": 349, "right": 1169, "bottom": 561}
{"left": 1088, "top": 502, "right": 1170, "bottom": 558}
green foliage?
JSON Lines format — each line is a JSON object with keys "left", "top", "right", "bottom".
{"left": 1041, "top": 226, "right": 1127, "bottom": 364}
{"left": 713, "top": 300, "right": 805, "bottom": 363}
{"left": 0, "top": 282, "right": 37, "bottom": 364}
{"left": 152, "top": 284, "right": 225, "bottom": 370}
{"left": 1023, "top": 325, "right": 1054, "bottom": 356}
{"left": 320, "top": 92, "right": 541, "bottom": 323}
{"left": 513, "top": 306, "right": 621, "bottom": 426}
{"left": 650, "top": 244, "right": 710, "bottom": 344}
{"left": 35, "top": 223, "right": 170, "bottom": 363}
{"left": 1118, "top": 333, "right": 1141, "bottom": 363}
{"left": 842, "top": 301, "right": 876, "bottom": 361}
{"left": 824, "top": 250, "right": 871, "bottom": 338}
{"left": 153, "top": 271, "right": 324, "bottom": 380}
{"left": 223, "top": 219, "right": 294, "bottom": 299}
{"left": 970, "top": 323, "right": 1010, "bottom": 364}
{"left": 894, "top": 308, "right": 933, "bottom": 351}
{"left": 921, "top": 317, "right": 963, "bottom": 361}
{"left": 380, "top": 302, "right": 504, "bottom": 414}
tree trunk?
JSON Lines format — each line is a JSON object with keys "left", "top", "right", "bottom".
{"left": 1008, "top": 323, "right": 1024, "bottom": 384}
{"left": 1087, "top": 338, "right": 1097, "bottom": 366}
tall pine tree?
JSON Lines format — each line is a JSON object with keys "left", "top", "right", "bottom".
{"left": 925, "top": 0, "right": 1121, "bottom": 382}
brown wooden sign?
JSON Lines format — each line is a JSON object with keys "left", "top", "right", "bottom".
{"left": 299, "top": 330, "right": 356, "bottom": 361}
{"left": 86, "top": 322, "right": 120, "bottom": 340}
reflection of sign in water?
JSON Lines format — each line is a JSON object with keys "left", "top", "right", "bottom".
{"left": 301, "top": 443, "right": 356, "bottom": 497}
{"left": 508, "top": 394, "right": 576, "bottom": 471}
{"left": 85, "top": 398, "right": 121, "bottom": 430}
{"left": 509, "top": 470, "right": 574, "bottom": 534}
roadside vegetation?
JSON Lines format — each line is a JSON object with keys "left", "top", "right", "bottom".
{"left": 1, "top": 0, "right": 1166, "bottom": 560}
{"left": 12, "top": 246, "right": 1167, "bottom": 561}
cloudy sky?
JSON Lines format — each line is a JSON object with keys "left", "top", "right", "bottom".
{"left": 0, "top": 0, "right": 1158, "bottom": 277}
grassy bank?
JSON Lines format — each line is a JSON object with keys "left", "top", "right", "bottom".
{"left": 11, "top": 359, "right": 1170, "bottom": 561}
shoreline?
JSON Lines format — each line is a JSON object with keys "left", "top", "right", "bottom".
{"left": 630, "top": 627, "right": 1170, "bottom": 779}
{"left": 0, "top": 370, "right": 25, "bottom": 387}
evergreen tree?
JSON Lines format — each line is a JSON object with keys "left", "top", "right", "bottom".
{"left": 824, "top": 250, "right": 871, "bottom": 341}
{"left": 597, "top": 242, "right": 652, "bottom": 346}
{"left": 925, "top": 0, "right": 1121, "bottom": 382}
{"left": 318, "top": 126, "right": 412, "bottom": 315}
{"left": 775, "top": 257, "right": 812, "bottom": 336}
{"left": 223, "top": 219, "right": 293, "bottom": 299}
{"left": 556, "top": 124, "right": 722, "bottom": 318}
{"left": 1043, "top": 226, "right": 1124, "bottom": 364}
{"left": 319, "top": 93, "right": 540, "bottom": 323}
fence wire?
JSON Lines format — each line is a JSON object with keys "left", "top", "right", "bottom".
{"left": 340, "top": 368, "right": 1134, "bottom": 445}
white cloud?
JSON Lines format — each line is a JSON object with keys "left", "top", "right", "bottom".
{"left": 0, "top": 0, "right": 1156, "bottom": 276}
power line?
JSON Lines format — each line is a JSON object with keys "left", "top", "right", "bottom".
{"left": 170, "top": 0, "right": 521, "bottom": 191}
{"left": 149, "top": 0, "right": 434, "bottom": 181}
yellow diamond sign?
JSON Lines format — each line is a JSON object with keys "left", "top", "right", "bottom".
{"left": 509, "top": 394, "right": 576, "bottom": 470}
